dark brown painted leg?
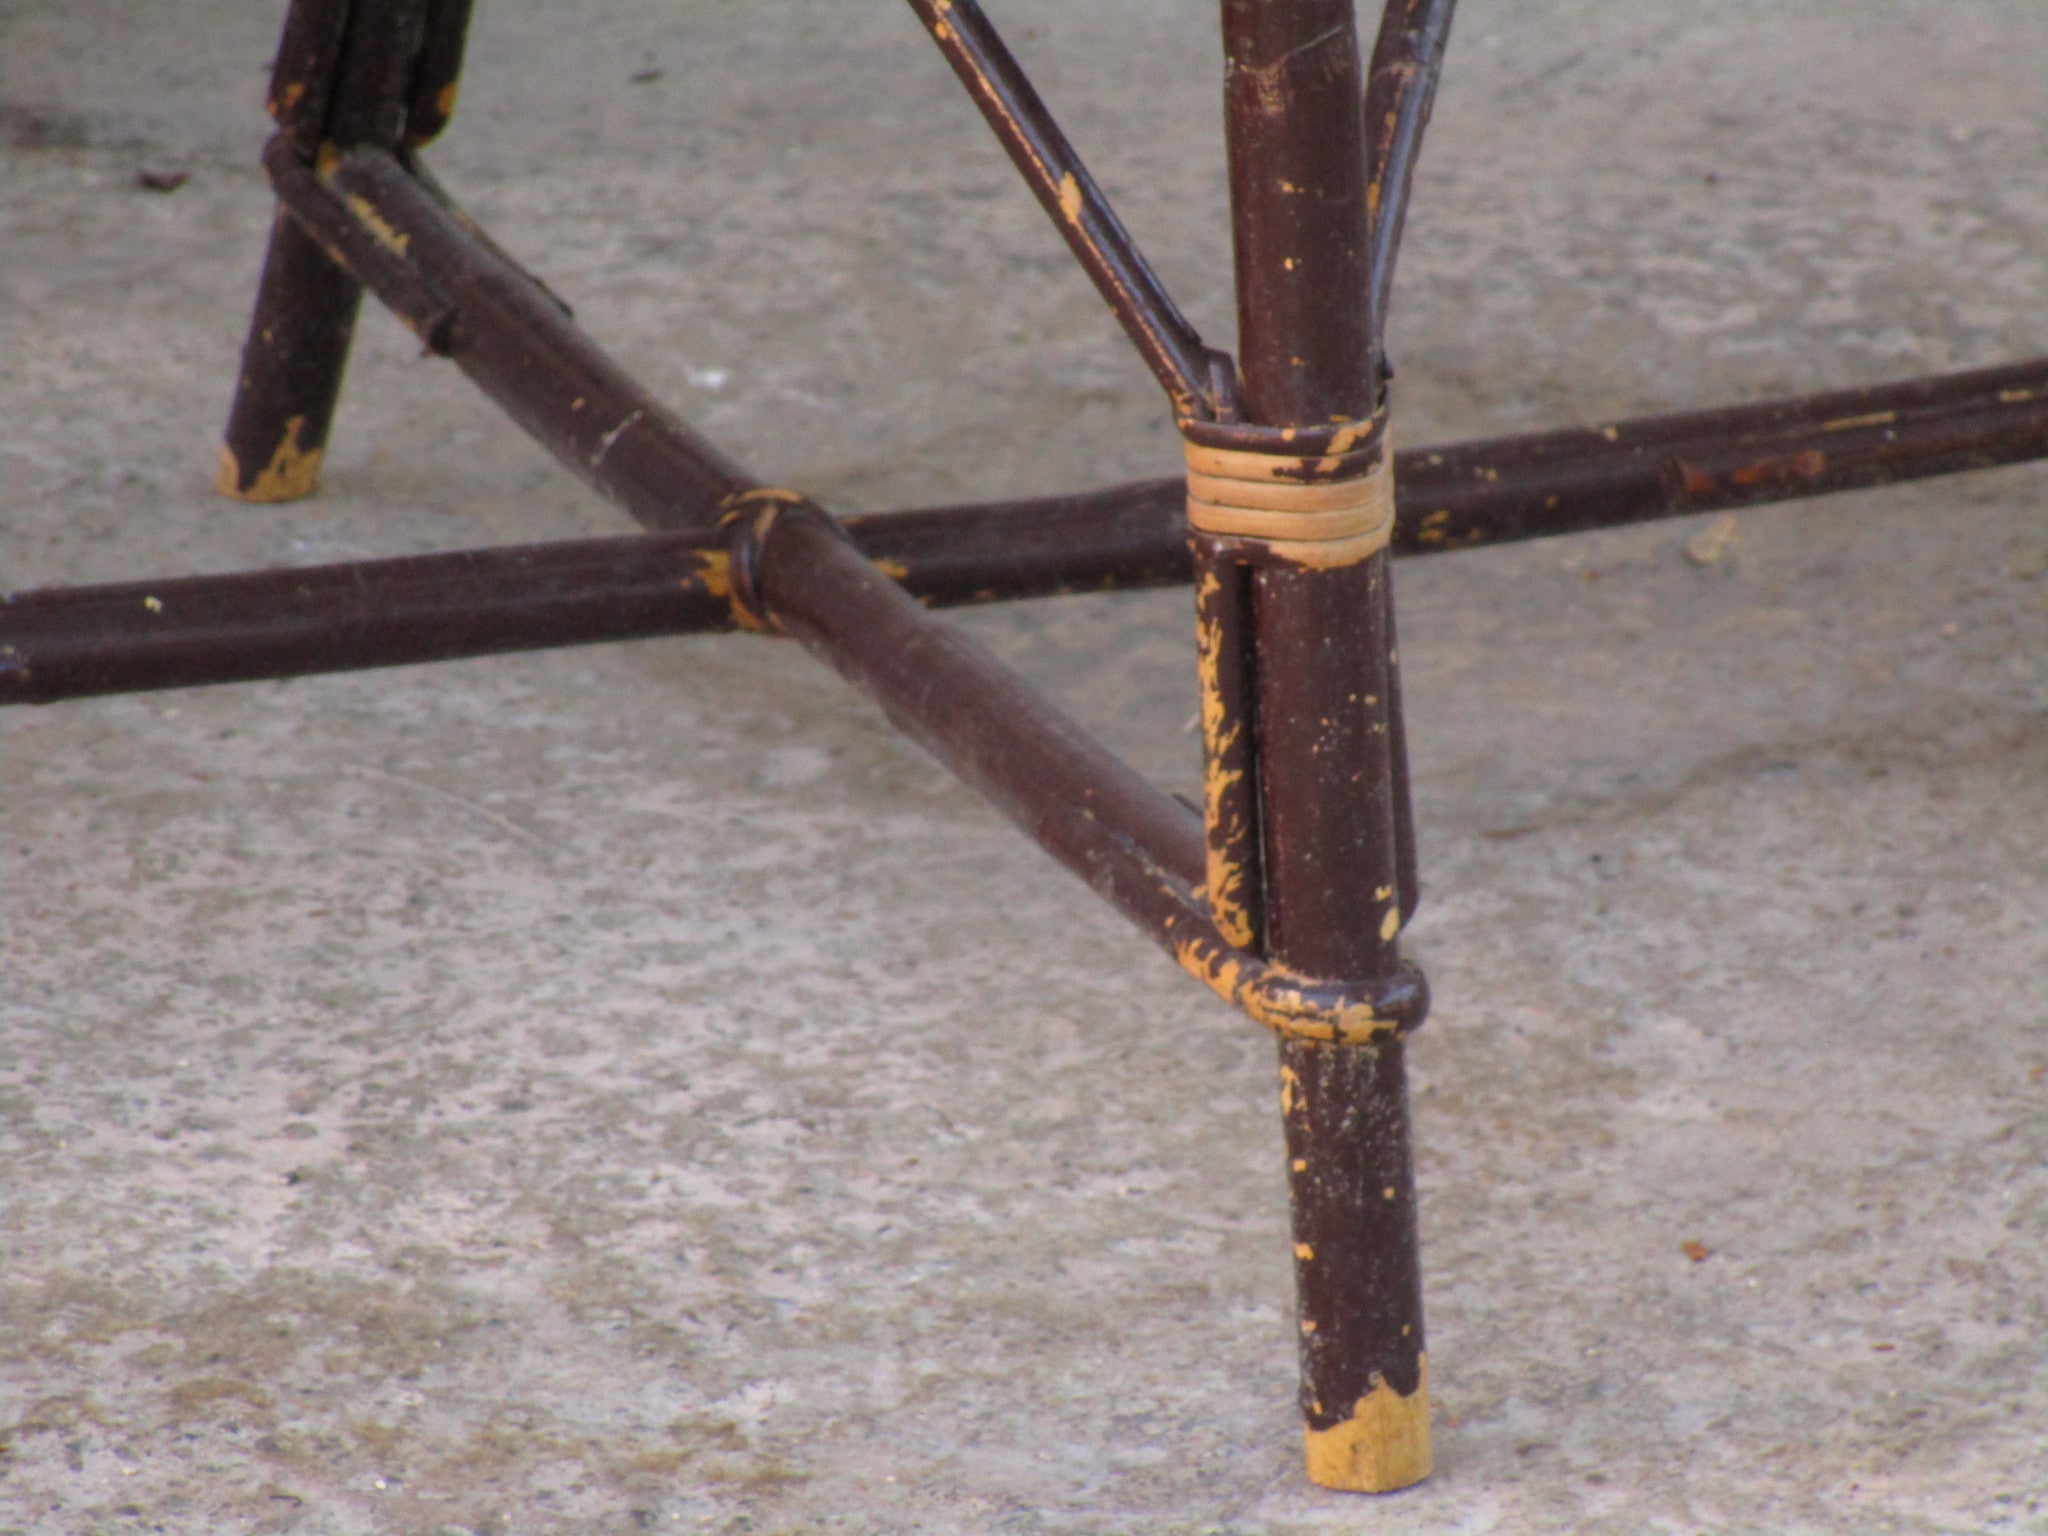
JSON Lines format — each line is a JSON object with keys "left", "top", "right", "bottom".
{"left": 216, "top": 213, "right": 364, "bottom": 503}
{"left": 217, "top": 0, "right": 461, "bottom": 502}
{"left": 219, "top": 0, "right": 362, "bottom": 502}
{"left": 1254, "top": 554, "right": 1427, "bottom": 1492}
{"left": 1279, "top": 1030, "right": 1426, "bottom": 1488}
{"left": 1218, "top": 0, "right": 1430, "bottom": 1490}
{"left": 1364, "top": 0, "right": 1454, "bottom": 929}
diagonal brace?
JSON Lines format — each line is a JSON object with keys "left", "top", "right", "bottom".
{"left": 904, "top": 0, "right": 1231, "bottom": 420}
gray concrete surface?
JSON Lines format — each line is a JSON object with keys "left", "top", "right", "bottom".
{"left": 4, "top": 2, "right": 2047, "bottom": 1531}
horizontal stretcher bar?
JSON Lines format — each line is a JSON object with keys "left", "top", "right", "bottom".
{"left": 5, "top": 355, "right": 2045, "bottom": 706}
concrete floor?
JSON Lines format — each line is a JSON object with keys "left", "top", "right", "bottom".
{"left": 4, "top": 1, "right": 2047, "bottom": 1531}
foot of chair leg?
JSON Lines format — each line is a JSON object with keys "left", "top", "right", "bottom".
{"left": 217, "top": 205, "right": 362, "bottom": 502}
{"left": 1281, "top": 1032, "right": 1431, "bottom": 1493}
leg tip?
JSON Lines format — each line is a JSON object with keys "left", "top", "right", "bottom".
{"left": 216, "top": 423, "right": 323, "bottom": 503}
{"left": 1302, "top": 1356, "right": 1432, "bottom": 1493}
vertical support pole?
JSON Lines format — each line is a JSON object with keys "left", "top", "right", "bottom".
{"left": 1217, "top": 0, "right": 1429, "bottom": 1492}
{"left": 217, "top": 212, "right": 364, "bottom": 503}
{"left": 218, "top": 0, "right": 362, "bottom": 502}
{"left": 217, "top": 0, "right": 458, "bottom": 503}
{"left": 1362, "top": 0, "right": 1457, "bottom": 930}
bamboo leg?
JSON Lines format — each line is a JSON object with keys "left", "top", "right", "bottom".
{"left": 217, "top": 0, "right": 457, "bottom": 503}
{"left": 218, "top": 0, "right": 363, "bottom": 501}
{"left": 1280, "top": 1030, "right": 1427, "bottom": 1491}
{"left": 216, "top": 212, "right": 364, "bottom": 503}
{"left": 1216, "top": 0, "right": 1430, "bottom": 1491}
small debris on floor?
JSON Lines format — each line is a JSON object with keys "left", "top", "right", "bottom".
{"left": 1681, "top": 1240, "right": 1712, "bottom": 1263}
{"left": 134, "top": 169, "right": 190, "bottom": 192}
{"left": 1684, "top": 515, "right": 1741, "bottom": 568}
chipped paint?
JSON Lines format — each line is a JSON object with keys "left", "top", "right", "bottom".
{"left": 341, "top": 193, "right": 411, "bottom": 258}
{"left": 1821, "top": 409, "right": 1896, "bottom": 433}
{"left": 684, "top": 548, "right": 735, "bottom": 603}
{"left": 1171, "top": 928, "right": 1402, "bottom": 1045}
{"left": 1731, "top": 448, "right": 1825, "bottom": 487}
{"left": 1316, "top": 417, "right": 1372, "bottom": 467}
{"left": 1263, "top": 535, "right": 1379, "bottom": 571}
{"left": 216, "top": 416, "right": 322, "bottom": 503}
{"left": 1056, "top": 172, "right": 1083, "bottom": 225}
{"left": 1195, "top": 569, "right": 1258, "bottom": 948}
{"left": 1302, "top": 1356, "right": 1431, "bottom": 1492}
{"left": 712, "top": 487, "right": 812, "bottom": 632}
{"left": 589, "top": 409, "right": 644, "bottom": 470}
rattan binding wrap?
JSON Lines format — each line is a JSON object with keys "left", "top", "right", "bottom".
{"left": 1181, "top": 429, "right": 1394, "bottom": 568}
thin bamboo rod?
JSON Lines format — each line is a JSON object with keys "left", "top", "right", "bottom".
{"left": 0, "top": 534, "right": 735, "bottom": 704}
{"left": 754, "top": 498, "right": 1208, "bottom": 892}
{"left": 1360, "top": 0, "right": 1458, "bottom": 928}
{"left": 1399, "top": 357, "right": 2048, "bottom": 550}
{"left": 11, "top": 359, "right": 2045, "bottom": 706}
{"left": 902, "top": 0, "right": 1224, "bottom": 419}
{"left": 1362, "top": 0, "right": 1457, "bottom": 355}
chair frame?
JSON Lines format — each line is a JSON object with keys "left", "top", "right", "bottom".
{"left": 6, "top": 0, "right": 2046, "bottom": 1492}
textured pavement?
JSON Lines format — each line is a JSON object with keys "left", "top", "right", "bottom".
{"left": 4, "top": 2, "right": 2047, "bottom": 1531}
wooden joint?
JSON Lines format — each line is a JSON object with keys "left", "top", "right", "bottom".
{"left": 263, "top": 138, "right": 456, "bottom": 352}
{"left": 1167, "top": 914, "right": 1428, "bottom": 1046}
{"left": 1180, "top": 414, "right": 1394, "bottom": 569}
{"left": 714, "top": 487, "right": 817, "bottom": 634}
